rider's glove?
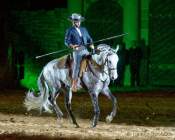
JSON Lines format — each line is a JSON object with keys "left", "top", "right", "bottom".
{"left": 89, "top": 44, "right": 95, "bottom": 50}
{"left": 70, "top": 44, "right": 79, "bottom": 50}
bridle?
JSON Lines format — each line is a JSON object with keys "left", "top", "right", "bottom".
{"left": 103, "top": 52, "right": 117, "bottom": 75}
{"left": 91, "top": 49, "right": 118, "bottom": 82}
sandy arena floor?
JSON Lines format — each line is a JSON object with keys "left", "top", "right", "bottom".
{"left": 0, "top": 89, "right": 175, "bottom": 140}
{"left": 0, "top": 113, "right": 174, "bottom": 140}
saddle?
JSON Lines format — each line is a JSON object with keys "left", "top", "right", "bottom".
{"left": 79, "top": 55, "right": 90, "bottom": 77}
{"left": 56, "top": 54, "right": 100, "bottom": 79}
{"left": 55, "top": 55, "right": 72, "bottom": 69}
{"left": 79, "top": 55, "right": 101, "bottom": 78}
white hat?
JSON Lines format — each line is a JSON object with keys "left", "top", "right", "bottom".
{"left": 68, "top": 13, "right": 85, "bottom": 22}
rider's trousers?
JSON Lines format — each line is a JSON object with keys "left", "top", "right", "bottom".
{"left": 72, "top": 48, "right": 89, "bottom": 80}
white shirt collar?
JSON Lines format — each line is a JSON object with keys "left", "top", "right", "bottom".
{"left": 75, "top": 27, "right": 82, "bottom": 37}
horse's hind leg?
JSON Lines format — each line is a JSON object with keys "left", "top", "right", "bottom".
{"left": 64, "top": 87, "right": 79, "bottom": 128}
{"left": 102, "top": 87, "right": 117, "bottom": 123}
{"left": 50, "top": 89, "right": 63, "bottom": 120}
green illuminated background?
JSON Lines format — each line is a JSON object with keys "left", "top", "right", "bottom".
{"left": 2, "top": 0, "right": 175, "bottom": 89}
{"left": 7, "top": 9, "right": 69, "bottom": 89}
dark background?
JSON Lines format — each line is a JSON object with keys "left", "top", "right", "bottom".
{"left": 0, "top": 0, "right": 175, "bottom": 90}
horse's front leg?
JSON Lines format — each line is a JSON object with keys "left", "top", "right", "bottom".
{"left": 90, "top": 91, "right": 100, "bottom": 128}
{"left": 64, "top": 87, "right": 79, "bottom": 128}
{"left": 102, "top": 87, "right": 117, "bottom": 123}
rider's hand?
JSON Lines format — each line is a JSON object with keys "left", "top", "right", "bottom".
{"left": 70, "top": 44, "right": 79, "bottom": 50}
{"left": 90, "top": 44, "right": 95, "bottom": 50}
{"left": 75, "top": 47, "right": 79, "bottom": 50}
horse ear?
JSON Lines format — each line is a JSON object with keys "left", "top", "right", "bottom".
{"left": 115, "top": 45, "right": 119, "bottom": 53}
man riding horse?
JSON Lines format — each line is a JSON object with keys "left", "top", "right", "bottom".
{"left": 65, "top": 13, "right": 94, "bottom": 92}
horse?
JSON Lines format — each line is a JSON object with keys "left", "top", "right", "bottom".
{"left": 24, "top": 44, "right": 119, "bottom": 128}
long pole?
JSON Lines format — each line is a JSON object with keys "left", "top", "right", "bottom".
{"left": 35, "top": 33, "right": 128, "bottom": 59}
{"left": 35, "top": 49, "right": 70, "bottom": 59}
{"left": 91, "top": 33, "right": 128, "bottom": 44}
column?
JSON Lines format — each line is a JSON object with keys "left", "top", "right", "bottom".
{"left": 123, "top": 0, "right": 139, "bottom": 86}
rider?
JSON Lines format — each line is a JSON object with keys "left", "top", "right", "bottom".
{"left": 65, "top": 13, "right": 94, "bottom": 92}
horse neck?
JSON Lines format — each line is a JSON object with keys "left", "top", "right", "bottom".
{"left": 91, "top": 52, "right": 109, "bottom": 75}
{"left": 89, "top": 57, "right": 102, "bottom": 72}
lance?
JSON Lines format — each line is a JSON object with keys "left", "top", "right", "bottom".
{"left": 35, "top": 49, "right": 71, "bottom": 59}
{"left": 35, "top": 33, "right": 128, "bottom": 59}
{"left": 88, "top": 33, "right": 128, "bottom": 45}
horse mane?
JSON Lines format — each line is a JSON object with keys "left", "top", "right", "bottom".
{"left": 96, "top": 44, "right": 111, "bottom": 52}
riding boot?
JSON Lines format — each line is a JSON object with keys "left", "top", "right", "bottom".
{"left": 71, "top": 79, "right": 77, "bottom": 92}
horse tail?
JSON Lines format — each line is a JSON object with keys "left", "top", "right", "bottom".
{"left": 24, "top": 70, "right": 52, "bottom": 114}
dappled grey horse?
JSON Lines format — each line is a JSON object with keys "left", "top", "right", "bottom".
{"left": 24, "top": 44, "right": 119, "bottom": 128}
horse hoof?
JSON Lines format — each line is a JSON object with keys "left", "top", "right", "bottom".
{"left": 91, "top": 125, "right": 96, "bottom": 128}
{"left": 91, "top": 122, "right": 97, "bottom": 128}
{"left": 75, "top": 124, "right": 80, "bottom": 128}
{"left": 57, "top": 118, "right": 64, "bottom": 127}
{"left": 72, "top": 123, "right": 80, "bottom": 128}
{"left": 106, "top": 115, "right": 113, "bottom": 123}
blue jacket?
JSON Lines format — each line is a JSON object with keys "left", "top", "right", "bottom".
{"left": 64, "top": 27, "right": 93, "bottom": 48}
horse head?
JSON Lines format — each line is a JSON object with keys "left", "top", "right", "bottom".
{"left": 93, "top": 44, "right": 119, "bottom": 80}
{"left": 105, "top": 50, "right": 118, "bottom": 80}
